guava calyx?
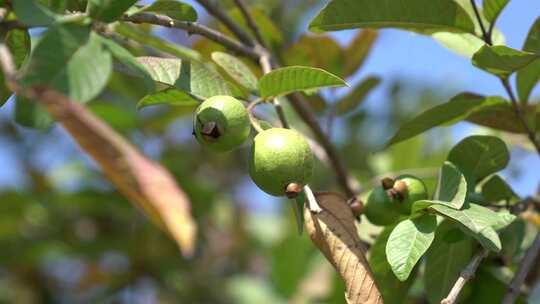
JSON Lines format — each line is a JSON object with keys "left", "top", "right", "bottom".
{"left": 381, "top": 177, "right": 395, "bottom": 190}
{"left": 199, "top": 121, "right": 223, "bottom": 142}
{"left": 285, "top": 183, "right": 304, "bottom": 199}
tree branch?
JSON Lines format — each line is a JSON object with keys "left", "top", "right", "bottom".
{"left": 441, "top": 249, "right": 489, "bottom": 304}
{"left": 194, "top": 0, "right": 255, "bottom": 47}
{"left": 232, "top": 0, "right": 267, "bottom": 47}
{"left": 469, "top": 0, "right": 492, "bottom": 45}
{"left": 122, "top": 13, "right": 260, "bottom": 60}
{"left": 503, "top": 232, "right": 540, "bottom": 303}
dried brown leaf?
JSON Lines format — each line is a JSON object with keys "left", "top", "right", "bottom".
{"left": 29, "top": 86, "right": 197, "bottom": 256}
{"left": 304, "top": 192, "right": 382, "bottom": 304}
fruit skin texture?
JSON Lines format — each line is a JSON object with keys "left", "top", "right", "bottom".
{"left": 193, "top": 95, "right": 250, "bottom": 152}
{"left": 249, "top": 128, "right": 314, "bottom": 196}
{"left": 395, "top": 175, "right": 428, "bottom": 214}
{"left": 363, "top": 186, "right": 402, "bottom": 226}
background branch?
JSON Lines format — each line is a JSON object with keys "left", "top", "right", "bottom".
{"left": 503, "top": 232, "right": 540, "bottom": 303}
{"left": 441, "top": 249, "right": 489, "bottom": 304}
{"left": 232, "top": 0, "right": 267, "bottom": 47}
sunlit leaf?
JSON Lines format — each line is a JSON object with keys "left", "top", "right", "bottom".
{"left": 386, "top": 214, "right": 437, "bottom": 281}
{"left": 133, "top": 0, "right": 197, "bottom": 21}
{"left": 472, "top": 45, "right": 538, "bottom": 78}
{"left": 212, "top": 52, "right": 258, "bottom": 92}
{"left": 259, "top": 66, "right": 347, "bottom": 98}
{"left": 309, "top": 0, "right": 475, "bottom": 34}
{"left": 137, "top": 87, "right": 199, "bottom": 109}
{"left": 516, "top": 17, "right": 540, "bottom": 104}
{"left": 483, "top": 0, "right": 509, "bottom": 24}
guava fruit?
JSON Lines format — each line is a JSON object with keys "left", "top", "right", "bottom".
{"left": 249, "top": 128, "right": 314, "bottom": 197}
{"left": 393, "top": 175, "right": 428, "bottom": 214}
{"left": 363, "top": 186, "right": 402, "bottom": 226}
{"left": 193, "top": 95, "right": 251, "bottom": 152}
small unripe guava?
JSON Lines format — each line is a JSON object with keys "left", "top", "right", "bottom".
{"left": 363, "top": 186, "right": 402, "bottom": 226}
{"left": 193, "top": 95, "right": 250, "bottom": 152}
{"left": 249, "top": 128, "right": 314, "bottom": 197}
{"left": 394, "top": 175, "right": 428, "bottom": 214}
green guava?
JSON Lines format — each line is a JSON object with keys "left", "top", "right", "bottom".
{"left": 193, "top": 95, "right": 251, "bottom": 152}
{"left": 249, "top": 128, "right": 314, "bottom": 197}
{"left": 363, "top": 186, "right": 402, "bottom": 226}
{"left": 394, "top": 175, "right": 428, "bottom": 214}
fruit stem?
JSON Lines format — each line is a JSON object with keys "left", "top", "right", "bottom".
{"left": 247, "top": 98, "right": 265, "bottom": 133}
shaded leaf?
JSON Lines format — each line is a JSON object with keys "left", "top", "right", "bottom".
{"left": 211, "top": 52, "right": 258, "bottom": 92}
{"left": 137, "top": 87, "right": 199, "bottom": 109}
{"left": 499, "top": 219, "right": 526, "bottom": 262}
{"left": 136, "top": 56, "right": 232, "bottom": 99}
{"left": 483, "top": 0, "right": 509, "bottom": 24}
{"left": 20, "top": 26, "right": 112, "bottom": 103}
{"left": 1, "top": 29, "right": 30, "bottom": 107}
{"left": 385, "top": 93, "right": 503, "bottom": 147}
{"left": 386, "top": 214, "right": 437, "bottom": 281}
{"left": 133, "top": 0, "right": 197, "bottom": 21}
{"left": 447, "top": 135, "right": 509, "bottom": 188}
{"left": 259, "top": 66, "right": 347, "bottom": 99}
{"left": 472, "top": 45, "right": 538, "bottom": 78}
{"left": 336, "top": 76, "right": 380, "bottom": 115}
{"left": 88, "top": 0, "right": 138, "bottom": 22}
{"left": 14, "top": 95, "right": 53, "bottom": 129}
{"left": 465, "top": 102, "right": 540, "bottom": 133}
{"left": 13, "top": 0, "right": 60, "bottom": 26}
{"left": 343, "top": 30, "right": 378, "bottom": 77}
{"left": 303, "top": 192, "right": 382, "bottom": 303}
{"left": 114, "top": 23, "right": 201, "bottom": 61}
{"left": 369, "top": 226, "right": 417, "bottom": 304}
{"left": 309, "top": 0, "right": 475, "bottom": 34}
{"left": 97, "top": 36, "right": 155, "bottom": 92}
{"left": 481, "top": 174, "right": 518, "bottom": 203}
{"left": 425, "top": 221, "right": 473, "bottom": 304}
{"left": 516, "top": 17, "right": 540, "bottom": 103}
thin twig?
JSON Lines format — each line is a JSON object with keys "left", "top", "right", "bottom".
{"left": 469, "top": 0, "right": 492, "bottom": 45}
{"left": 247, "top": 98, "right": 264, "bottom": 133}
{"left": 500, "top": 78, "right": 540, "bottom": 156}
{"left": 503, "top": 232, "right": 540, "bottom": 303}
{"left": 195, "top": 0, "right": 254, "bottom": 47}
{"left": 232, "top": 0, "right": 267, "bottom": 47}
{"left": 441, "top": 249, "right": 489, "bottom": 304}
{"left": 122, "top": 13, "right": 260, "bottom": 60}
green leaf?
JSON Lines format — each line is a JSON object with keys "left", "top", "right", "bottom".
{"left": 14, "top": 95, "right": 53, "bottom": 129}
{"left": 20, "top": 26, "right": 112, "bottom": 103}
{"left": 309, "top": 0, "right": 475, "bottom": 34}
{"left": 226, "top": 7, "right": 283, "bottom": 47}
{"left": 433, "top": 27, "right": 505, "bottom": 58}
{"left": 430, "top": 203, "right": 504, "bottom": 251}
{"left": 136, "top": 56, "right": 232, "bottom": 99}
{"left": 481, "top": 174, "right": 518, "bottom": 203}
{"left": 472, "top": 45, "right": 538, "bottom": 78}
{"left": 259, "top": 66, "right": 347, "bottom": 99}
{"left": 88, "top": 0, "right": 138, "bottom": 22}
{"left": 465, "top": 102, "right": 540, "bottom": 133}
{"left": 97, "top": 36, "right": 155, "bottom": 92}
{"left": 137, "top": 87, "right": 199, "bottom": 109}
{"left": 483, "top": 0, "right": 509, "bottom": 24}
{"left": 369, "top": 226, "right": 417, "bottom": 304}
{"left": 133, "top": 0, "right": 197, "bottom": 21}
{"left": 335, "top": 76, "right": 380, "bottom": 115}
{"left": 385, "top": 93, "right": 503, "bottom": 147}
{"left": 386, "top": 214, "right": 437, "bottom": 281}
{"left": 13, "top": 0, "right": 60, "bottom": 26}
{"left": 447, "top": 135, "right": 509, "bottom": 189}
{"left": 0, "top": 29, "right": 31, "bottom": 107}
{"left": 115, "top": 24, "right": 201, "bottom": 61}
{"left": 425, "top": 221, "right": 473, "bottom": 304}
{"left": 211, "top": 52, "right": 259, "bottom": 92}
{"left": 499, "top": 219, "right": 526, "bottom": 262}
{"left": 516, "top": 17, "right": 540, "bottom": 104}
{"left": 433, "top": 161, "right": 468, "bottom": 209}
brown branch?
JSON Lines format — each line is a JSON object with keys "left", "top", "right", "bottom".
{"left": 441, "top": 249, "right": 489, "bottom": 304}
{"left": 232, "top": 0, "right": 267, "bottom": 47}
{"left": 501, "top": 78, "right": 540, "bottom": 156}
{"left": 503, "top": 232, "right": 540, "bottom": 303}
{"left": 195, "top": 0, "right": 255, "bottom": 47}
{"left": 122, "top": 13, "right": 260, "bottom": 60}
{"left": 469, "top": 0, "right": 492, "bottom": 44}
{"left": 0, "top": 43, "right": 197, "bottom": 257}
